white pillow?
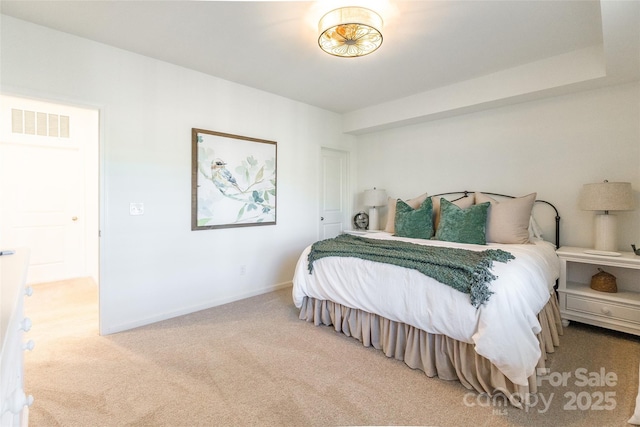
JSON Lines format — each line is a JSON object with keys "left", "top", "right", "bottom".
{"left": 629, "top": 363, "right": 640, "bottom": 425}
{"left": 384, "top": 193, "right": 428, "bottom": 233}
{"left": 529, "top": 216, "right": 543, "bottom": 240}
{"left": 475, "top": 192, "right": 536, "bottom": 244}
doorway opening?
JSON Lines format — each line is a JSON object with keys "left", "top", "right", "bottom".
{"left": 0, "top": 94, "right": 100, "bottom": 332}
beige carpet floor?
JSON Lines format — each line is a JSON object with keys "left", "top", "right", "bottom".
{"left": 23, "top": 278, "right": 640, "bottom": 426}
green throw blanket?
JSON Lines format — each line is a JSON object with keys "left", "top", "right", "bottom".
{"left": 307, "top": 234, "right": 514, "bottom": 307}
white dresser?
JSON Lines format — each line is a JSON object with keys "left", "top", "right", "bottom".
{"left": 1, "top": 248, "right": 34, "bottom": 426}
{"left": 557, "top": 246, "right": 640, "bottom": 336}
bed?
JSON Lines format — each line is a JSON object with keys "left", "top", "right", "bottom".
{"left": 291, "top": 191, "right": 563, "bottom": 407}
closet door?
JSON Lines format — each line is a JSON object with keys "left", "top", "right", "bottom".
{"left": 319, "top": 148, "right": 349, "bottom": 240}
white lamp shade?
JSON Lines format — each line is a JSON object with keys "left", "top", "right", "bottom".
{"left": 363, "top": 188, "right": 386, "bottom": 231}
{"left": 363, "top": 188, "right": 387, "bottom": 207}
{"left": 580, "top": 181, "right": 634, "bottom": 212}
{"left": 580, "top": 181, "right": 634, "bottom": 252}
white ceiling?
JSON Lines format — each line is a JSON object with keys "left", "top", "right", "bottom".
{"left": 1, "top": 1, "right": 638, "bottom": 131}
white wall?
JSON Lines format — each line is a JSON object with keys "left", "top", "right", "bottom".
{"left": 3, "top": 14, "right": 639, "bottom": 334}
{"left": 1, "top": 16, "right": 357, "bottom": 334}
{"left": 356, "top": 82, "right": 640, "bottom": 251}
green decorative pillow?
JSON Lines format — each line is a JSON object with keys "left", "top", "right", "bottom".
{"left": 394, "top": 197, "right": 434, "bottom": 239}
{"left": 384, "top": 193, "right": 428, "bottom": 233}
{"left": 434, "top": 198, "right": 489, "bottom": 245}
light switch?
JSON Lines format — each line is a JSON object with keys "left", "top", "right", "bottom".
{"left": 130, "top": 202, "right": 144, "bottom": 215}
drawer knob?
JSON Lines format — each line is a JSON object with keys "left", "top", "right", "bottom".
{"left": 23, "top": 340, "right": 35, "bottom": 351}
{"left": 1, "top": 388, "right": 34, "bottom": 414}
{"left": 601, "top": 307, "right": 612, "bottom": 316}
{"left": 20, "top": 318, "right": 32, "bottom": 332}
{"left": 25, "top": 286, "right": 33, "bottom": 297}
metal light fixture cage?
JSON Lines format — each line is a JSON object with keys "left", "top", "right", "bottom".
{"left": 318, "top": 7, "right": 383, "bottom": 58}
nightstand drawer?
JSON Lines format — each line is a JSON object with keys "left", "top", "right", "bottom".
{"left": 566, "top": 294, "right": 640, "bottom": 324}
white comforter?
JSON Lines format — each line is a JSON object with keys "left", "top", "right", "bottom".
{"left": 292, "top": 232, "right": 560, "bottom": 386}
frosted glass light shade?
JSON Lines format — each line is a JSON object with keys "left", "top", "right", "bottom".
{"left": 318, "top": 7, "right": 383, "bottom": 57}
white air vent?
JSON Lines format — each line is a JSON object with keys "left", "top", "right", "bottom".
{"left": 11, "top": 109, "right": 22, "bottom": 133}
{"left": 48, "top": 114, "right": 59, "bottom": 137}
{"left": 24, "top": 110, "right": 35, "bottom": 135}
{"left": 11, "top": 108, "right": 70, "bottom": 138}
{"left": 37, "top": 112, "right": 47, "bottom": 136}
{"left": 59, "top": 115, "right": 69, "bottom": 138}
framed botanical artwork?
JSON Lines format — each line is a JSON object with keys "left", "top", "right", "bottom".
{"left": 192, "top": 128, "right": 277, "bottom": 230}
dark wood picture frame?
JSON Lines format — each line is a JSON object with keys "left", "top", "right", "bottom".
{"left": 191, "top": 128, "right": 277, "bottom": 230}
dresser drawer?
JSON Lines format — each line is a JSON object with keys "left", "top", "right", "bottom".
{"left": 566, "top": 295, "right": 640, "bottom": 324}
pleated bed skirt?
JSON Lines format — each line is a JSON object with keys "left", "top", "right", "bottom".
{"left": 298, "top": 293, "right": 563, "bottom": 407}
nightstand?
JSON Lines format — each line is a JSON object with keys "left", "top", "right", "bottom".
{"left": 556, "top": 246, "right": 640, "bottom": 336}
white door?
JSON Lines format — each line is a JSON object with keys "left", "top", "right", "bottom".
{"left": 0, "top": 95, "right": 96, "bottom": 284}
{"left": 319, "top": 148, "right": 349, "bottom": 239}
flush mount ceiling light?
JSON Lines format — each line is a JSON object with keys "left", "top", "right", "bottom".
{"left": 318, "top": 7, "right": 383, "bottom": 58}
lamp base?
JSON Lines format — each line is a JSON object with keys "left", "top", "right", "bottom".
{"left": 368, "top": 207, "right": 380, "bottom": 231}
{"left": 593, "top": 213, "right": 617, "bottom": 252}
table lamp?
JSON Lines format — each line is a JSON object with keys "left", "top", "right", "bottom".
{"left": 363, "top": 188, "right": 387, "bottom": 231}
{"left": 580, "top": 180, "right": 634, "bottom": 253}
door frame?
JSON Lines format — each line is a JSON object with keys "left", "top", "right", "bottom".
{"left": 1, "top": 88, "right": 104, "bottom": 332}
